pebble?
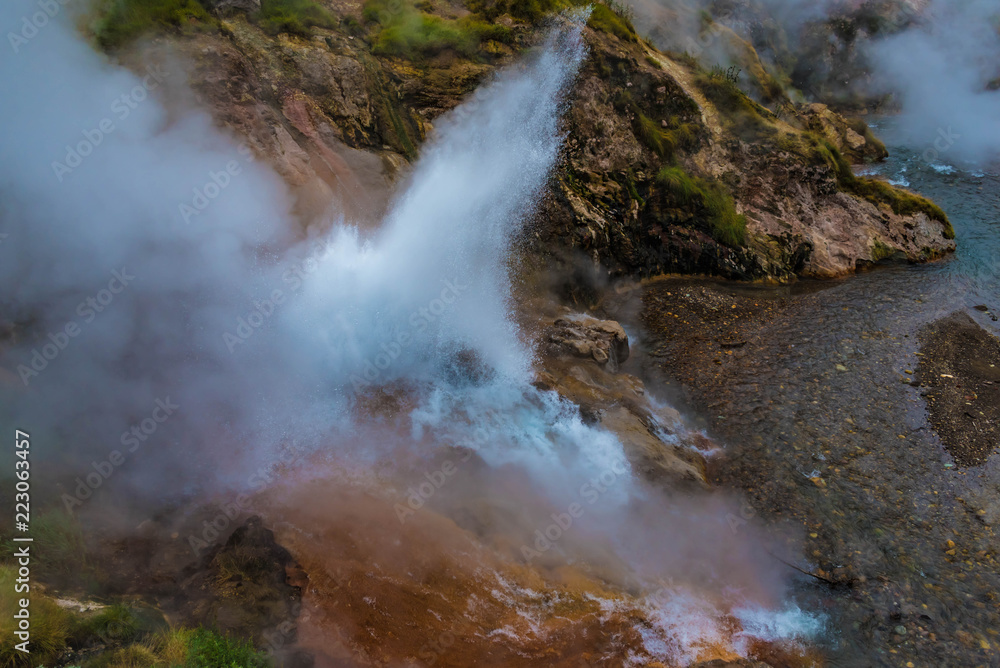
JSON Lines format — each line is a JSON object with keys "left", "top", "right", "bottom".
{"left": 895, "top": 625, "right": 907, "bottom": 636}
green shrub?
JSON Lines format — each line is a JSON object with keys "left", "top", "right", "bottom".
{"left": 656, "top": 166, "right": 747, "bottom": 246}
{"left": 254, "top": 0, "right": 336, "bottom": 36}
{"left": 94, "top": 0, "right": 214, "bottom": 50}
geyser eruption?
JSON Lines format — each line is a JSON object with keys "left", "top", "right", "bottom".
{"left": 283, "top": 16, "right": 590, "bottom": 397}
{"left": 0, "top": 2, "right": 821, "bottom": 664}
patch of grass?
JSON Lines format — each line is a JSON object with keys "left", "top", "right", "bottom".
{"left": 254, "top": 0, "right": 336, "bottom": 37}
{"left": 814, "top": 140, "right": 953, "bottom": 238}
{"left": 587, "top": 2, "right": 635, "bottom": 42}
{"left": 616, "top": 93, "right": 700, "bottom": 161}
{"left": 31, "top": 510, "right": 88, "bottom": 586}
{"left": 87, "top": 642, "right": 160, "bottom": 668}
{"left": 93, "top": 0, "right": 215, "bottom": 50}
{"left": 364, "top": 0, "right": 512, "bottom": 58}
{"left": 656, "top": 166, "right": 747, "bottom": 246}
{"left": 74, "top": 605, "right": 142, "bottom": 645}
{"left": 184, "top": 628, "right": 269, "bottom": 667}
{"left": 0, "top": 566, "right": 70, "bottom": 668}
{"left": 636, "top": 113, "right": 674, "bottom": 159}
{"left": 696, "top": 72, "right": 777, "bottom": 141}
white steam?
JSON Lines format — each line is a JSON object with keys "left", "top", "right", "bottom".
{"left": 867, "top": 0, "right": 1000, "bottom": 163}
{"left": 0, "top": 3, "right": 823, "bottom": 659}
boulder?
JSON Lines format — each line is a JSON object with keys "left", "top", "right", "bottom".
{"left": 546, "top": 314, "right": 630, "bottom": 369}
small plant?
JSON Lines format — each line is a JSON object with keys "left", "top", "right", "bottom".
{"left": 709, "top": 64, "right": 741, "bottom": 85}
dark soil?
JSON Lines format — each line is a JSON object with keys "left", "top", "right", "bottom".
{"left": 917, "top": 312, "right": 1000, "bottom": 466}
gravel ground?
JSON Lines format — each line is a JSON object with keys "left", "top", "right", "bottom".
{"left": 606, "top": 272, "right": 1000, "bottom": 668}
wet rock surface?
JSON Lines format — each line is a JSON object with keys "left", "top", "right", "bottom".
{"left": 537, "top": 311, "right": 709, "bottom": 488}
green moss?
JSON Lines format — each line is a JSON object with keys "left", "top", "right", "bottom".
{"left": 254, "top": 0, "right": 336, "bottom": 36}
{"left": 696, "top": 72, "right": 776, "bottom": 141}
{"left": 870, "top": 239, "right": 895, "bottom": 262}
{"left": 363, "top": 57, "right": 418, "bottom": 158}
{"left": 73, "top": 605, "right": 143, "bottom": 646}
{"left": 656, "top": 166, "right": 747, "bottom": 247}
{"left": 364, "top": 0, "right": 512, "bottom": 58}
{"left": 93, "top": 0, "right": 215, "bottom": 50}
{"left": 587, "top": 2, "right": 635, "bottom": 42}
{"left": 615, "top": 92, "right": 699, "bottom": 161}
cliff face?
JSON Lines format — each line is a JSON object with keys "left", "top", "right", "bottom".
{"left": 105, "top": 0, "right": 953, "bottom": 282}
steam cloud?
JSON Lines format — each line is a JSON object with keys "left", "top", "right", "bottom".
{"left": 623, "top": 0, "right": 1000, "bottom": 164}
{"left": 0, "top": 2, "right": 821, "bottom": 662}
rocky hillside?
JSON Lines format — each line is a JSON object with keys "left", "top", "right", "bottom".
{"left": 95, "top": 0, "right": 954, "bottom": 281}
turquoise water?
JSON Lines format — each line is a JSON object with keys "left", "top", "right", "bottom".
{"left": 861, "top": 119, "right": 1000, "bottom": 312}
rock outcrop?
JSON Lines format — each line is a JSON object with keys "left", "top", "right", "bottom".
{"left": 545, "top": 313, "right": 630, "bottom": 369}
{"left": 537, "top": 311, "right": 709, "bottom": 488}
{"left": 104, "top": 0, "right": 953, "bottom": 282}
